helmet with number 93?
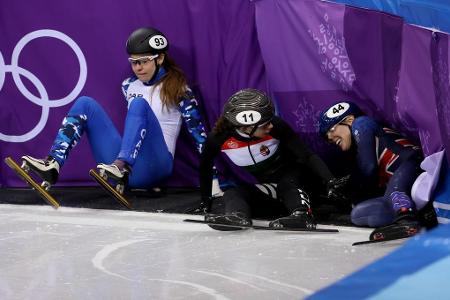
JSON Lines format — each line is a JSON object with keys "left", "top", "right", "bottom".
{"left": 319, "top": 101, "right": 362, "bottom": 138}
{"left": 223, "top": 89, "right": 275, "bottom": 127}
{"left": 126, "top": 27, "right": 169, "bottom": 55}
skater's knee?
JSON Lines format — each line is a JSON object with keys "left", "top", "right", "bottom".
{"left": 74, "top": 96, "right": 97, "bottom": 106}
{"left": 128, "top": 97, "right": 149, "bottom": 113}
{"left": 70, "top": 96, "right": 100, "bottom": 114}
{"left": 350, "top": 209, "right": 370, "bottom": 226}
{"left": 351, "top": 209, "right": 394, "bottom": 227}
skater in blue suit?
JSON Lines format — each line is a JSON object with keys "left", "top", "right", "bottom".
{"left": 319, "top": 101, "right": 428, "bottom": 239}
{"left": 22, "top": 27, "right": 208, "bottom": 190}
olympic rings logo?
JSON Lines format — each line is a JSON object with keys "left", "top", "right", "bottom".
{"left": 0, "top": 29, "right": 87, "bottom": 142}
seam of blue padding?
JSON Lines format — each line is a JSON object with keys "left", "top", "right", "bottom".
{"left": 327, "top": 0, "right": 450, "bottom": 33}
{"left": 436, "top": 209, "right": 450, "bottom": 219}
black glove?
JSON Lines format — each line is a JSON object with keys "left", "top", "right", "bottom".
{"left": 326, "top": 175, "right": 350, "bottom": 201}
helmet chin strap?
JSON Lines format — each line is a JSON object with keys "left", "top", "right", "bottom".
{"left": 235, "top": 128, "right": 251, "bottom": 138}
{"left": 248, "top": 124, "right": 258, "bottom": 137}
{"left": 236, "top": 124, "right": 258, "bottom": 138}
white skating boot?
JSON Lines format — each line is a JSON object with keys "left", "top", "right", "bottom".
{"left": 21, "top": 155, "right": 60, "bottom": 184}
{"left": 97, "top": 160, "right": 130, "bottom": 182}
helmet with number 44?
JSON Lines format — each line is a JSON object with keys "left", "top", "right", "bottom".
{"left": 223, "top": 89, "right": 274, "bottom": 127}
{"left": 319, "top": 101, "right": 362, "bottom": 137}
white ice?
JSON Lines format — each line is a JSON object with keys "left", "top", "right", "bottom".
{"left": 0, "top": 204, "right": 404, "bottom": 300}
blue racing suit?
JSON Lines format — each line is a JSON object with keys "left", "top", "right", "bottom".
{"left": 48, "top": 67, "right": 207, "bottom": 188}
{"left": 348, "top": 116, "right": 423, "bottom": 226}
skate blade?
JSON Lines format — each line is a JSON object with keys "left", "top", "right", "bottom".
{"left": 89, "top": 169, "right": 132, "bottom": 209}
{"left": 4, "top": 157, "right": 60, "bottom": 209}
{"left": 184, "top": 219, "right": 339, "bottom": 232}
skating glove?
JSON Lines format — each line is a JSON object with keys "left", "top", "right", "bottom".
{"left": 326, "top": 175, "right": 350, "bottom": 202}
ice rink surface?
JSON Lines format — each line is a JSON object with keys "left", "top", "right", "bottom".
{"left": 0, "top": 204, "right": 404, "bottom": 300}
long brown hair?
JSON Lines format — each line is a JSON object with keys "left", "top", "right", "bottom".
{"left": 157, "top": 54, "right": 187, "bottom": 108}
{"left": 213, "top": 115, "right": 236, "bottom": 134}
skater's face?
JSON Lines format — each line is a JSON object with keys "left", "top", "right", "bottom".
{"left": 129, "top": 53, "right": 164, "bottom": 82}
{"left": 326, "top": 116, "right": 354, "bottom": 151}
{"left": 240, "top": 121, "right": 273, "bottom": 138}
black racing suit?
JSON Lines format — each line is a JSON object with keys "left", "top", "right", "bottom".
{"left": 199, "top": 116, "right": 334, "bottom": 218}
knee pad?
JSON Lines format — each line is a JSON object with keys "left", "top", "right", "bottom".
{"left": 351, "top": 199, "right": 395, "bottom": 227}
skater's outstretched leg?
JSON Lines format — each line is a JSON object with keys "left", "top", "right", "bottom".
{"left": 22, "top": 97, "right": 122, "bottom": 185}
{"left": 21, "top": 113, "right": 87, "bottom": 184}
{"left": 48, "top": 115, "right": 87, "bottom": 167}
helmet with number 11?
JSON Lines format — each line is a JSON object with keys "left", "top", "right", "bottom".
{"left": 223, "top": 89, "right": 275, "bottom": 127}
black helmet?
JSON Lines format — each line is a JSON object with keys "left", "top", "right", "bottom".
{"left": 223, "top": 89, "right": 274, "bottom": 127}
{"left": 126, "top": 27, "right": 169, "bottom": 55}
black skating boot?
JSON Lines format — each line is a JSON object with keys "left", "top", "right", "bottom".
{"left": 205, "top": 212, "right": 252, "bottom": 231}
{"left": 269, "top": 208, "right": 317, "bottom": 230}
{"left": 418, "top": 200, "right": 438, "bottom": 230}
{"left": 370, "top": 209, "right": 421, "bottom": 241}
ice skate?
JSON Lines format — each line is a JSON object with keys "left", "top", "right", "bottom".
{"left": 21, "top": 155, "right": 60, "bottom": 185}
{"left": 370, "top": 210, "right": 421, "bottom": 241}
{"left": 205, "top": 212, "right": 252, "bottom": 227}
{"left": 97, "top": 160, "right": 130, "bottom": 183}
{"left": 89, "top": 160, "right": 132, "bottom": 209}
{"left": 203, "top": 212, "right": 252, "bottom": 231}
{"left": 5, "top": 157, "right": 60, "bottom": 208}
{"left": 269, "top": 208, "right": 317, "bottom": 230}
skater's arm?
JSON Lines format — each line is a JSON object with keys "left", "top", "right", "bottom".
{"left": 199, "top": 133, "right": 223, "bottom": 205}
{"left": 178, "top": 89, "right": 208, "bottom": 154}
{"left": 121, "top": 76, "right": 138, "bottom": 102}
{"left": 351, "top": 117, "right": 379, "bottom": 187}
{"left": 271, "top": 117, "right": 333, "bottom": 182}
